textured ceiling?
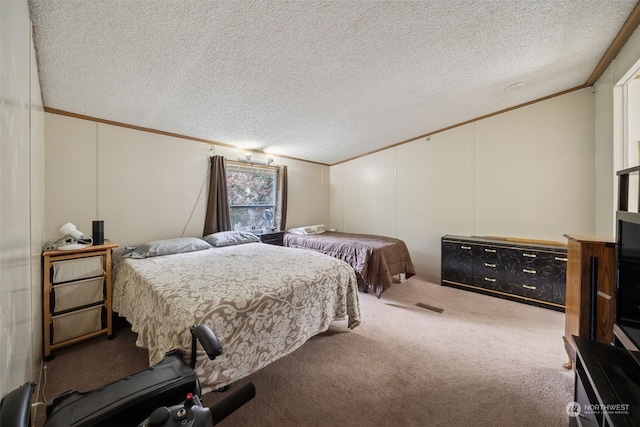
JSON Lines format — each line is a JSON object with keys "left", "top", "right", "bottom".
{"left": 29, "top": 0, "right": 638, "bottom": 165}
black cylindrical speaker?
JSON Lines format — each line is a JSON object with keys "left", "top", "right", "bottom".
{"left": 92, "top": 220, "right": 104, "bottom": 245}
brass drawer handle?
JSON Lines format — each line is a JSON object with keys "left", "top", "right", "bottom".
{"left": 523, "top": 253, "right": 537, "bottom": 258}
{"left": 484, "top": 248, "right": 496, "bottom": 253}
{"left": 555, "top": 257, "right": 567, "bottom": 262}
{"left": 523, "top": 269, "right": 536, "bottom": 274}
{"left": 461, "top": 245, "right": 472, "bottom": 250}
{"left": 484, "top": 277, "right": 496, "bottom": 282}
{"left": 484, "top": 263, "right": 496, "bottom": 268}
{"left": 522, "top": 284, "right": 536, "bottom": 290}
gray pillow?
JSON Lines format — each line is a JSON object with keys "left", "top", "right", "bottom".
{"left": 122, "top": 237, "right": 212, "bottom": 259}
{"left": 203, "top": 231, "right": 260, "bottom": 247}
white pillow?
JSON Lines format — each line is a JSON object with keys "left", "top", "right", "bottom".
{"left": 203, "top": 231, "right": 261, "bottom": 247}
{"left": 288, "top": 224, "right": 326, "bottom": 235}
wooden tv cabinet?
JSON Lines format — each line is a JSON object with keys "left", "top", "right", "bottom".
{"left": 563, "top": 234, "right": 616, "bottom": 370}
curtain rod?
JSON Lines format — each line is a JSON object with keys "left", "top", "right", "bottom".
{"left": 225, "top": 159, "right": 280, "bottom": 170}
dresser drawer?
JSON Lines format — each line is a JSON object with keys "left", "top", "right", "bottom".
{"left": 508, "top": 277, "right": 553, "bottom": 301}
{"left": 472, "top": 245, "right": 508, "bottom": 290}
{"left": 472, "top": 260, "right": 506, "bottom": 290}
{"left": 498, "top": 249, "right": 554, "bottom": 300}
{"left": 52, "top": 276, "right": 104, "bottom": 313}
{"left": 474, "top": 245, "right": 503, "bottom": 262}
{"left": 441, "top": 241, "right": 473, "bottom": 285}
{"left": 52, "top": 256, "right": 104, "bottom": 283}
{"left": 52, "top": 305, "right": 103, "bottom": 344}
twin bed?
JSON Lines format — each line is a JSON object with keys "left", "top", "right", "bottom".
{"left": 284, "top": 230, "right": 415, "bottom": 297}
{"left": 112, "top": 230, "right": 414, "bottom": 392}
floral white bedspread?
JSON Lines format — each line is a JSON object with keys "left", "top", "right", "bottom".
{"left": 112, "top": 242, "right": 360, "bottom": 392}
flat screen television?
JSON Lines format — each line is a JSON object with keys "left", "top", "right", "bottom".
{"left": 616, "top": 211, "right": 640, "bottom": 349}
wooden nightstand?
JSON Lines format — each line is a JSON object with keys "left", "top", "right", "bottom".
{"left": 43, "top": 240, "right": 118, "bottom": 359}
{"left": 254, "top": 231, "right": 285, "bottom": 246}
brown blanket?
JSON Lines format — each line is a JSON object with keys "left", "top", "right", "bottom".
{"left": 284, "top": 231, "right": 415, "bottom": 297}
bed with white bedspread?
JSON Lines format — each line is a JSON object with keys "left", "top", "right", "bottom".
{"left": 112, "top": 240, "right": 360, "bottom": 393}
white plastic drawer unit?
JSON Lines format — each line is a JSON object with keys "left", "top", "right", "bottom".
{"left": 52, "top": 276, "right": 104, "bottom": 313}
{"left": 51, "top": 305, "right": 103, "bottom": 344}
{"left": 52, "top": 256, "right": 104, "bottom": 284}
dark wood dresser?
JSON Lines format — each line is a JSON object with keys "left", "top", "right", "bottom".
{"left": 441, "top": 235, "right": 567, "bottom": 311}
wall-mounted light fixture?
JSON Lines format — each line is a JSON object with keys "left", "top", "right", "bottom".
{"left": 237, "top": 152, "right": 274, "bottom": 166}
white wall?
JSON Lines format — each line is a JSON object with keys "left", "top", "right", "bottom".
{"left": 627, "top": 80, "right": 640, "bottom": 168}
{"left": 30, "top": 15, "right": 46, "bottom": 388}
{"left": 474, "top": 91, "right": 595, "bottom": 238}
{"left": 624, "top": 80, "right": 640, "bottom": 213}
{"left": 396, "top": 125, "right": 475, "bottom": 280}
{"left": 331, "top": 89, "right": 596, "bottom": 281}
{"left": 0, "top": 0, "right": 45, "bottom": 396}
{"left": 594, "top": 25, "right": 640, "bottom": 236}
{"left": 44, "top": 114, "right": 329, "bottom": 248}
{"left": 594, "top": 65, "right": 616, "bottom": 236}
{"left": 333, "top": 150, "right": 399, "bottom": 235}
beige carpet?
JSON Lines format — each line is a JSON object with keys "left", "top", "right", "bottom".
{"left": 35, "top": 277, "right": 573, "bottom": 427}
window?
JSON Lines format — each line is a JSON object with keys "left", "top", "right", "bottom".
{"left": 227, "top": 164, "right": 277, "bottom": 232}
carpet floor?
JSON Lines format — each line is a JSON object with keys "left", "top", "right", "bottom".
{"left": 35, "top": 277, "right": 574, "bottom": 426}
